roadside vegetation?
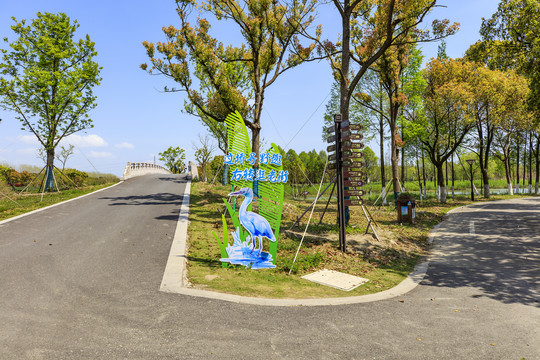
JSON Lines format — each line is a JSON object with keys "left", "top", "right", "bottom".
{"left": 0, "top": 163, "right": 119, "bottom": 221}
{"left": 186, "top": 179, "right": 534, "bottom": 299}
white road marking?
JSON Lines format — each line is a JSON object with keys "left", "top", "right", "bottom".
{"left": 469, "top": 221, "right": 475, "bottom": 235}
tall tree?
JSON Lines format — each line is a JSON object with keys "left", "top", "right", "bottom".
{"left": 193, "top": 134, "right": 217, "bottom": 181}
{"left": 491, "top": 70, "right": 531, "bottom": 195}
{"left": 348, "top": 68, "right": 389, "bottom": 200}
{"left": 476, "top": 0, "right": 540, "bottom": 117}
{"left": 464, "top": 65, "right": 507, "bottom": 198}
{"left": 412, "top": 58, "right": 475, "bottom": 203}
{"left": 142, "top": 0, "right": 320, "bottom": 163}
{"left": 309, "top": 0, "right": 458, "bottom": 198}
{"left": 373, "top": 42, "right": 426, "bottom": 200}
{"left": 0, "top": 12, "right": 101, "bottom": 191}
{"left": 56, "top": 144, "right": 75, "bottom": 171}
{"left": 159, "top": 146, "right": 186, "bottom": 173}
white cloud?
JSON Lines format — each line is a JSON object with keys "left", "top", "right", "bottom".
{"left": 19, "top": 135, "right": 39, "bottom": 145}
{"left": 64, "top": 134, "right": 107, "bottom": 148}
{"left": 17, "top": 148, "right": 39, "bottom": 156}
{"left": 89, "top": 151, "right": 113, "bottom": 158}
{"left": 115, "top": 142, "right": 135, "bottom": 149}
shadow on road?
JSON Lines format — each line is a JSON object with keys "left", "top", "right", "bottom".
{"left": 422, "top": 199, "right": 540, "bottom": 307}
{"left": 158, "top": 176, "right": 187, "bottom": 184}
{"left": 100, "top": 193, "right": 184, "bottom": 207}
{"left": 155, "top": 213, "right": 181, "bottom": 221}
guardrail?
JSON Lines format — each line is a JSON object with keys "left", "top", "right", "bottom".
{"left": 122, "top": 162, "right": 172, "bottom": 180}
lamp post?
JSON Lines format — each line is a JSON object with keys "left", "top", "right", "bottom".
{"left": 466, "top": 159, "right": 475, "bottom": 201}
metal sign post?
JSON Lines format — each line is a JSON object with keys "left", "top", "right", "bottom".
{"left": 327, "top": 114, "right": 377, "bottom": 252}
{"left": 334, "top": 114, "right": 347, "bottom": 252}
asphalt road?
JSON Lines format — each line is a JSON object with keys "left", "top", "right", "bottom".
{"left": 1, "top": 175, "right": 538, "bottom": 359}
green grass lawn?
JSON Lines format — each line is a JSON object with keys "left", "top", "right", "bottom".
{"left": 186, "top": 181, "right": 536, "bottom": 299}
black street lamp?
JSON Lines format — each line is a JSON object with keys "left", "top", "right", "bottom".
{"left": 466, "top": 159, "right": 475, "bottom": 201}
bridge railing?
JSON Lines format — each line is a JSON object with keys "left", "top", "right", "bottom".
{"left": 122, "top": 162, "right": 172, "bottom": 180}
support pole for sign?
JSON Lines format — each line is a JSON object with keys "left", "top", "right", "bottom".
{"left": 335, "top": 114, "right": 347, "bottom": 252}
{"left": 361, "top": 205, "right": 380, "bottom": 241}
{"left": 288, "top": 176, "right": 336, "bottom": 230}
{"left": 318, "top": 180, "right": 336, "bottom": 225}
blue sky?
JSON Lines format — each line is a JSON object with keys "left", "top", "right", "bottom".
{"left": 0, "top": 0, "right": 499, "bottom": 176}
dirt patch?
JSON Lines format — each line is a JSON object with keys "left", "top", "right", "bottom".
{"left": 286, "top": 227, "right": 400, "bottom": 256}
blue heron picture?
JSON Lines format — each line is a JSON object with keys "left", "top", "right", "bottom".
{"left": 220, "top": 187, "right": 277, "bottom": 269}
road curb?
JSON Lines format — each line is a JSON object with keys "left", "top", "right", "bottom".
{"left": 160, "top": 182, "right": 454, "bottom": 307}
{"left": 160, "top": 179, "right": 191, "bottom": 293}
{"left": 0, "top": 181, "right": 123, "bottom": 226}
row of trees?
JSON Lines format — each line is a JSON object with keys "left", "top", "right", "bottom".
{"left": 142, "top": 0, "right": 457, "bottom": 172}
{"left": 143, "top": 0, "right": 540, "bottom": 204}
{"left": 337, "top": 52, "right": 538, "bottom": 202}
{"left": 322, "top": 0, "right": 540, "bottom": 203}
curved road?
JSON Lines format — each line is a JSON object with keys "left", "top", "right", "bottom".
{"left": 0, "top": 174, "right": 538, "bottom": 359}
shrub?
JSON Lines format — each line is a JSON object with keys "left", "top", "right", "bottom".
{"left": 18, "top": 171, "right": 33, "bottom": 186}
{"left": 0, "top": 166, "right": 19, "bottom": 189}
{"left": 64, "top": 169, "right": 88, "bottom": 187}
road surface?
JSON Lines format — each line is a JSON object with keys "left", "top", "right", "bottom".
{"left": 0, "top": 174, "right": 538, "bottom": 359}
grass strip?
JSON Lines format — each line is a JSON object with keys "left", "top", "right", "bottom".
{"left": 187, "top": 181, "right": 536, "bottom": 299}
{"left": 0, "top": 183, "right": 118, "bottom": 221}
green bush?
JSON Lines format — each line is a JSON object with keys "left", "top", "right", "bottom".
{"left": 64, "top": 169, "right": 88, "bottom": 187}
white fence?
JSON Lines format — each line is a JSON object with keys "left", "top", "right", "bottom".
{"left": 122, "top": 162, "right": 172, "bottom": 180}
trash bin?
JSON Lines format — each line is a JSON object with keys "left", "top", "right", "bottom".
{"left": 397, "top": 194, "right": 416, "bottom": 224}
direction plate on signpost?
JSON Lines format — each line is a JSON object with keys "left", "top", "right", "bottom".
{"left": 341, "top": 125, "right": 363, "bottom": 134}
{"left": 345, "top": 189, "right": 366, "bottom": 197}
{"left": 343, "top": 154, "right": 365, "bottom": 161}
{"left": 344, "top": 180, "right": 365, "bottom": 187}
{"left": 341, "top": 134, "right": 363, "bottom": 142}
{"left": 342, "top": 150, "right": 364, "bottom": 158}
{"left": 342, "top": 142, "right": 364, "bottom": 150}
{"left": 327, "top": 144, "right": 336, "bottom": 153}
{"left": 342, "top": 160, "right": 365, "bottom": 168}
{"left": 344, "top": 199, "right": 364, "bottom": 206}
{"left": 326, "top": 120, "right": 351, "bottom": 134}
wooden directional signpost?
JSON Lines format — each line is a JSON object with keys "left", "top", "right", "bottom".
{"left": 327, "top": 114, "right": 378, "bottom": 251}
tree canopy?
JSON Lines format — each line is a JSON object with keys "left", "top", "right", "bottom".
{"left": 159, "top": 146, "right": 186, "bottom": 173}
{"left": 0, "top": 12, "right": 101, "bottom": 190}
{"left": 470, "top": 0, "right": 540, "bottom": 116}
{"left": 142, "top": 0, "right": 320, "bottom": 160}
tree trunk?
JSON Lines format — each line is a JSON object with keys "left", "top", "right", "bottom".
{"left": 451, "top": 153, "right": 455, "bottom": 199}
{"left": 516, "top": 141, "right": 520, "bottom": 193}
{"left": 529, "top": 131, "right": 533, "bottom": 193}
{"left": 523, "top": 133, "right": 527, "bottom": 192}
{"left": 422, "top": 150, "right": 427, "bottom": 198}
{"left": 251, "top": 125, "right": 261, "bottom": 165}
{"left": 45, "top": 149, "right": 55, "bottom": 192}
{"left": 505, "top": 155, "right": 513, "bottom": 195}
{"left": 436, "top": 163, "right": 446, "bottom": 203}
{"left": 482, "top": 169, "right": 490, "bottom": 199}
{"left": 391, "top": 136, "right": 400, "bottom": 202}
{"left": 222, "top": 163, "right": 229, "bottom": 185}
{"left": 401, "top": 141, "right": 405, "bottom": 187}
{"left": 445, "top": 160, "right": 448, "bottom": 195}
{"left": 338, "top": 4, "right": 352, "bottom": 231}
{"left": 379, "top": 110, "right": 386, "bottom": 205}
{"left": 416, "top": 154, "right": 422, "bottom": 200}
{"left": 536, "top": 134, "right": 540, "bottom": 195}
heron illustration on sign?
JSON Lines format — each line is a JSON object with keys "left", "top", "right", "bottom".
{"left": 228, "top": 187, "right": 276, "bottom": 255}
